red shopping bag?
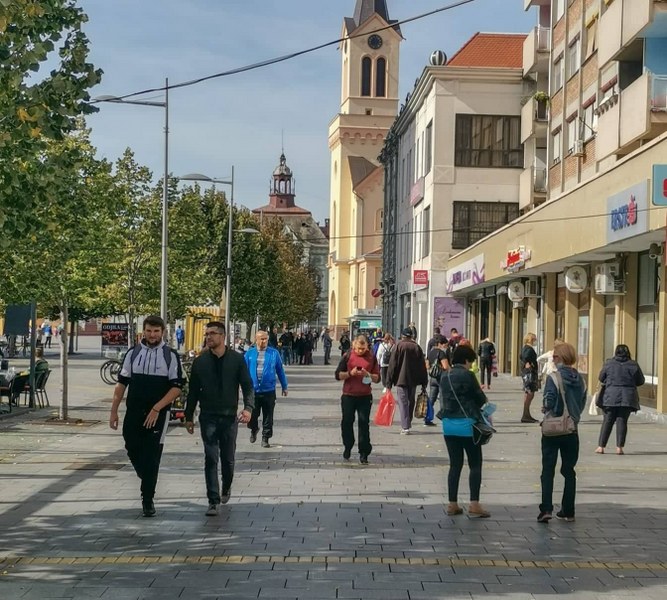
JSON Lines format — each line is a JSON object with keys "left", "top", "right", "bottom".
{"left": 373, "top": 389, "right": 396, "bottom": 426}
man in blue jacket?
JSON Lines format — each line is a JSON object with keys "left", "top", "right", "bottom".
{"left": 244, "top": 330, "right": 288, "bottom": 448}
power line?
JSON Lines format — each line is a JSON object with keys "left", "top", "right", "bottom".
{"left": 91, "top": 0, "right": 478, "bottom": 103}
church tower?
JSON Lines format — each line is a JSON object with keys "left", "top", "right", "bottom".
{"left": 327, "top": 0, "right": 401, "bottom": 334}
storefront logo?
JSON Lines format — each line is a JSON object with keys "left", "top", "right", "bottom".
{"left": 446, "top": 255, "right": 485, "bottom": 294}
{"left": 501, "top": 246, "right": 531, "bottom": 273}
{"left": 607, "top": 180, "right": 648, "bottom": 244}
{"left": 413, "top": 270, "right": 429, "bottom": 286}
{"left": 610, "top": 195, "right": 637, "bottom": 231}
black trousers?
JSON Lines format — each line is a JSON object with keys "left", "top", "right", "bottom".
{"left": 540, "top": 433, "right": 579, "bottom": 517}
{"left": 479, "top": 358, "right": 492, "bottom": 386}
{"left": 200, "top": 414, "right": 238, "bottom": 504}
{"left": 341, "top": 394, "right": 372, "bottom": 456}
{"left": 444, "top": 436, "right": 483, "bottom": 502}
{"left": 323, "top": 345, "right": 332, "bottom": 365}
{"left": 380, "top": 366, "right": 389, "bottom": 388}
{"left": 598, "top": 406, "right": 633, "bottom": 448}
{"left": 122, "top": 409, "right": 168, "bottom": 501}
{"left": 248, "top": 391, "right": 276, "bottom": 440}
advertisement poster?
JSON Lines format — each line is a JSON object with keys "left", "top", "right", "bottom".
{"left": 101, "top": 323, "right": 129, "bottom": 348}
{"left": 433, "top": 297, "right": 465, "bottom": 334}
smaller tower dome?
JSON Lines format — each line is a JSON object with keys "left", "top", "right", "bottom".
{"left": 429, "top": 50, "right": 447, "bottom": 66}
{"left": 273, "top": 153, "right": 292, "bottom": 177}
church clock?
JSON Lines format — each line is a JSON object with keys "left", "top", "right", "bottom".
{"left": 368, "top": 34, "right": 383, "bottom": 50}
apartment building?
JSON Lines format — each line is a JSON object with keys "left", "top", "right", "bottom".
{"left": 445, "top": 0, "right": 667, "bottom": 412}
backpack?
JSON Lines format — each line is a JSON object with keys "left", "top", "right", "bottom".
{"left": 129, "top": 343, "right": 174, "bottom": 373}
{"left": 380, "top": 343, "right": 392, "bottom": 367}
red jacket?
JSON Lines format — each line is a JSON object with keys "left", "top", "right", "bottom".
{"left": 335, "top": 350, "right": 380, "bottom": 396}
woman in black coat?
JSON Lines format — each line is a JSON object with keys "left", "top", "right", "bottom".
{"left": 520, "top": 332, "right": 539, "bottom": 423}
{"left": 595, "top": 344, "right": 645, "bottom": 455}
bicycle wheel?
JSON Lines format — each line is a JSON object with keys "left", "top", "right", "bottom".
{"left": 109, "top": 361, "right": 122, "bottom": 383}
{"left": 100, "top": 361, "right": 115, "bottom": 385}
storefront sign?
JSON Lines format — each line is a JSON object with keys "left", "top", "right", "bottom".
{"left": 607, "top": 180, "right": 648, "bottom": 243}
{"left": 415, "top": 290, "right": 428, "bottom": 303}
{"left": 354, "top": 308, "right": 382, "bottom": 318}
{"left": 101, "top": 323, "right": 129, "bottom": 347}
{"left": 446, "top": 255, "right": 485, "bottom": 293}
{"left": 501, "top": 246, "right": 531, "bottom": 273}
{"left": 652, "top": 165, "right": 667, "bottom": 206}
{"left": 433, "top": 297, "right": 464, "bottom": 333}
{"left": 413, "top": 270, "right": 429, "bottom": 286}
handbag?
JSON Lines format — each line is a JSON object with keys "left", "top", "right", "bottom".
{"left": 414, "top": 390, "right": 428, "bottom": 419}
{"left": 429, "top": 362, "right": 442, "bottom": 379}
{"left": 588, "top": 382, "right": 602, "bottom": 416}
{"left": 541, "top": 372, "right": 577, "bottom": 436}
{"left": 446, "top": 372, "right": 495, "bottom": 446}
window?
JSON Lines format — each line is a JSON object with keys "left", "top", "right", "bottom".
{"left": 585, "top": 18, "right": 598, "bottom": 58}
{"left": 422, "top": 206, "right": 431, "bottom": 258}
{"left": 376, "top": 57, "right": 386, "bottom": 97}
{"left": 552, "top": 129, "right": 562, "bottom": 163}
{"left": 361, "top": 57, "right": 372, "bottom": 96}
{"left": 567, "top": 38, "right": 581, "bottom": 78}
{"left": 554, "top": 0, "right": 565, "bottom": 21}
{"left": 452, "top": 201, "right": 519, "bottom": 249}
{"left": 425, "top": 121, "right": 433, "bottom": 174}
{"left": 454, "top": 115, "right": 523, "bottom": 168}
{"left": 553, "top": 56, "right": 564, "bottom": 92}
{"left": 375, "top": 208, "right": 383, "bottom": 232}
{"left": 582, "top": 102, "right": 597, "bottom": 140}
{"left": 567, "top": 116, "right": 578, "bottom": 152}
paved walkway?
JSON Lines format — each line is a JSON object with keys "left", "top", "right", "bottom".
{"left": 1, "top": 347, "right": 667, "bottom": 599}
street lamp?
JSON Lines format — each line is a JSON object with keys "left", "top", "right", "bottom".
{"left": 94, "top": 79, "right": 170, "bottom": 325}
{"left": 180, "top": 171, "right": 259, "bottom": 346}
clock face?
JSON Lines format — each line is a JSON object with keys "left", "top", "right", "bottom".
{"left": 368, "top": 34, "right": 383, "bottom": 50}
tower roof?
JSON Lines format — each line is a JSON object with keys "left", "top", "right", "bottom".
{"left": 346, "top": 0, "right": 401, "bottom": 35}
{"left": 273, "top": 153, "right": 292, "bottom": 177}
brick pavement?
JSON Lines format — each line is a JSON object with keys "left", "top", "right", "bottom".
{"left": 1, "top": 346, "right": 667, "bottom": 599}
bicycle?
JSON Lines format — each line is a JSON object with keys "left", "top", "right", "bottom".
{"left": 100, "top": 359, "right": 122, "bottom": 385}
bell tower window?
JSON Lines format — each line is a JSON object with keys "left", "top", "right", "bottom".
{"left": 376, "top": 57, "right": 386, "bottom": 97}
{"left": 361, "top": 56, "right": 372, "bottom": 97}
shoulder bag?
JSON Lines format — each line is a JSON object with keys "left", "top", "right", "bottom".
{"left": 541, "top": 372, "right": 577, "bottom": 436}
{"left": 446, "top": 372, "right": 495, "bottom": 446}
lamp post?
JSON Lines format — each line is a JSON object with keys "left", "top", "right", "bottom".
{"left": 180, "top": 171, "right": 258, "bottom": 346}
{"left": 94, "top": 79, "right": 170, "bottom": 325}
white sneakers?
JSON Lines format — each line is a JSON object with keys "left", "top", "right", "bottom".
{"left": 400, "top": 428, "right": 411, "bottom": 435}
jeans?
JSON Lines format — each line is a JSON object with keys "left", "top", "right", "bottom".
{"left": 199, "top": 414, "right": 238, "bottom": 504}
{"left": 394, "top": 385, "right": 416, "bottom": 430}
{"left": 281, "top": 347, "right": 291, "bottom": 365}
{"left": 426, "top": 377, "right": 439, "bottom": 423}
{"left": 323, "top": 345, "right": 332, "bottom": 365}
{"left": 479, "top": 358, "right": 492, "bottom": 386}
{"left": 444, "top": 435, "right": 482, "bottom": 502}
{"left": 248, "top": 391, "right": 276, "bottom": 440}
{"left": 540, "top": 433, "right": 579, "bottom": 516}
{"left": 380, "top": 366, "right": 389, "bottom": 388}
{"left": 341, "top": 394, "right": 372, "bottom": 456}
{"left": 598, "top": 406, "right": 633, "bottom": 448}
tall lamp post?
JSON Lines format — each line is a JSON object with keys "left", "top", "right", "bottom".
{"left": 180, "top": 171, "right": 258, "bottom": 346}
{"left": 94, "top": 79, "right": 170, "bottom": 324}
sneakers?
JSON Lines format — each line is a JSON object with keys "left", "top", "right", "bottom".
{"left": 250, "top": 430, "right": 258, "bottom": 444}
{"left": 261, "top": 438, "right": 270, "bottom": 448}
{"left": 556, "top": 511, "right": 575, "bottom": 522}
{"left": 423, "top": 421, "right": 437, "bottom": 427}
{"left": 220, "top": 490, "right": 231, "bottom": 505}
{"left": 141, "top": 499, "right": 156, "bottom": 518}
{"left": 205, "top": 504, "right": 219, "bottom": 517}
{"left": 359, "top": 454, "right": 369, "bottom": 465}
{"left": 400, "top": 428, "right": 411, "bottom": 435}
{"left": 521, "top": 416, "right": 539, "bottom": 423}
{"left": 343, "top": 448, "right": 351, "bottom": 460}
{"left": 537, "top": 511, "right": 552, "bottom": 523}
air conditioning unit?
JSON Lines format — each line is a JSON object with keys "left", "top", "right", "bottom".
{"left": 572, "top": 139, "right": 585, "bottom": 156}
{"left": 594, "top": 262, "right": 625, "bottom": 295}
{"left": 524, "top": 278, "right": 540, "bottom": 297}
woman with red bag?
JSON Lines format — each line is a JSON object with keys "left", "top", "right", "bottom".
{"left": 335, "top": 335, "right": 381, "bottom": 465}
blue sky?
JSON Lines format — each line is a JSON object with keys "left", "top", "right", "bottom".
{"left": 82, "top": 0, "right": 535, "bottom": 222}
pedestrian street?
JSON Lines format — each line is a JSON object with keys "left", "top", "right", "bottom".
{"left": 1, "top": 353, "right": 667, "bottom": 599}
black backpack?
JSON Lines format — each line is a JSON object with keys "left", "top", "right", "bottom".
{"left": 128, "top": 343, "right": 174, "bottom": 372}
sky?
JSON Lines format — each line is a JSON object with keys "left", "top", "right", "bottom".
{"left": 82, "top": 0, "right": 536, "bottom": 223}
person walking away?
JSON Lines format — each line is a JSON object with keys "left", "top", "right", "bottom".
{"left": 407, "top": 321, "right": 418, "bottom": 342}
{"left": 279, "top": 330, "right": 292, "bottom": 365}
{"left": 268, "top": 327, "right": 279, "bottom": 348}
{"left": 375, "top": 334, "right": 395, "bottom": 391}
{"left": 244, "top": 330, "right": 288, "bottom": 448}
{"left": 175, "top": 325, "right": 185, "bottom": 351}
{"left": 335, "top": 335, "right": 380, "bottom": 464}
{"left": 42, "top": 321, "right": 53, "bottom": 348}
{"left": 304, "top": 332, "right": 314, "bottom": 365}
{"left": 595, "top": 344, "right": 644, "bottom": 455}
{"left": 439, "top": 345, "right": 490, "bottom": 518}
{"left": 537, "top": 342, "right": 587, "bottom": 523}
{"left": 322, "top": 328, "right": 333, "bottom": 365}
{"left": 109, "top": 316, "right": 184, "bottom": 517}
{"left": 386, "top": 328, "right": 428, "bottom": 434}
{"left": 425, "top": 335, "right": 449, "bottom": 426}
{"left": 339, "top": 331, "right": 351, "bottom": 356}
{"left": 477, "top": 337, "right": 496, "bottom": 390}
{"left": 184, "top": 321, "right": 255, "bottom": 516}
{"left": 427, "top": 327, "right": 442, "bottom": 354}
{"left": 520, "top": 333, "right": 540, "bottom": 423}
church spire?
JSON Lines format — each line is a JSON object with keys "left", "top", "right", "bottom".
{"left": 353, "top": 0, "right": 389, "bottom": 28}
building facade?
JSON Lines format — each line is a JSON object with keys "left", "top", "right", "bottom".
{"left": 327, "top": 0, "right": 402, "bottom": 335}
{"left": 445, "top": 0, "right": 667, "bottom": 412}
{"left": 380, "top": 34, "right": 527, "bottom": 347}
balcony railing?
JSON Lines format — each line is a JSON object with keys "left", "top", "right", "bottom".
{"left": 533, "top": 167, "right": 547, "bottom": 193}
{"left": 652, "top": 75, "right": 667, "bottom": 112}
{"left": 535, "top": 26, "right": 551, "bottom": 52}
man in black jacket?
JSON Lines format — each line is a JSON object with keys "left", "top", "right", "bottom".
{"left": 185, "top": 321, "right": 255, "bottom": 516}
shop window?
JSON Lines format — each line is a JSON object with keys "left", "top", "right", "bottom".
{"left": 452, "top": 201, "right": 520, "bottom": 249}
{"left": 454, "top": 114, "right": 523, "bottom": 168}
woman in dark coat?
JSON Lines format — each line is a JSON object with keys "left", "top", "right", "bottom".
{"left": 595, "top": 344, "right": 645, "bottom": 455}
{"left": 520, "top": 332, "right": 539, "bottom": 423}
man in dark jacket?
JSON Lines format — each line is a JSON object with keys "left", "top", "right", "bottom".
{"left": 322, "top": 328, "right": 333, "bottom": 365}
{"left": 387, "top": 328, "right": 428, "bottom": 434}
{"left": 185, "top": 321, "right": 255, "bottom": 516}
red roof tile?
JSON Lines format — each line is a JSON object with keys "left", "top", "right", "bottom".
{"left": 447, "top": 32, "right": 526, "bottom": 69}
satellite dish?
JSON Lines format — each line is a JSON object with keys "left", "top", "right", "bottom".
{"left": 507, "top": 280, "right": 525, "bottom": 302}
{"left": 564, "top": 266, "right": 588, "bottom": 293}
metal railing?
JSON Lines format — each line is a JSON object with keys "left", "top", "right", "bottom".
{"left": 651, "top": 75, "right": 667, "bottom": 112}
{"left": 536, "top": 26, "right": 551, "bottom": 52}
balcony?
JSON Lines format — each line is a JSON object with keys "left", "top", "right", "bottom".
{"left": 523, "top": 26, "right": 551, "bottom": 76}
{"left": 599, "top": 0, "right": 667, "bottom": 67}
{"left": 596, "top": 73, "right": 667, "bottom": 159}
{"left": 524, "top": 0, "right": 551, "bottom": 12}
{"left": 519, "top": 165, "right": 548, "bottom": 211}
{"left": 521, "top": 97, "right": 549, "bottom": 143}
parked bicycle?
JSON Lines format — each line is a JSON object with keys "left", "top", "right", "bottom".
{"left": 100, "top": 359, "right": 122, "bottom": 385}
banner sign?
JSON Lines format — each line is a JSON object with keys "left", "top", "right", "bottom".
{"left": 101, "top": 323, "right": 129, "bottom": 347}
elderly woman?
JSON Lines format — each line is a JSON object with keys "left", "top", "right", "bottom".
{"left": 595, "top": 344, "right": 645, "bottom": 455}
{"left": 439, "top": 344, "right": 490, "bottom": 518}
{"left": 520, "top": 332, "right": 539, "bottom": 423}
{"left": 537, "top": 342, "right": 587, "bottom": 523}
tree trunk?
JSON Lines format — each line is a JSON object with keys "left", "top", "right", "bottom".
{"left": 60, "top": 303, "right": 69, "bottom": 421}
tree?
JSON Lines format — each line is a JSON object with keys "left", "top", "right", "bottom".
{"left": 0, "top": 0, "right": 102, "bottom": 243}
